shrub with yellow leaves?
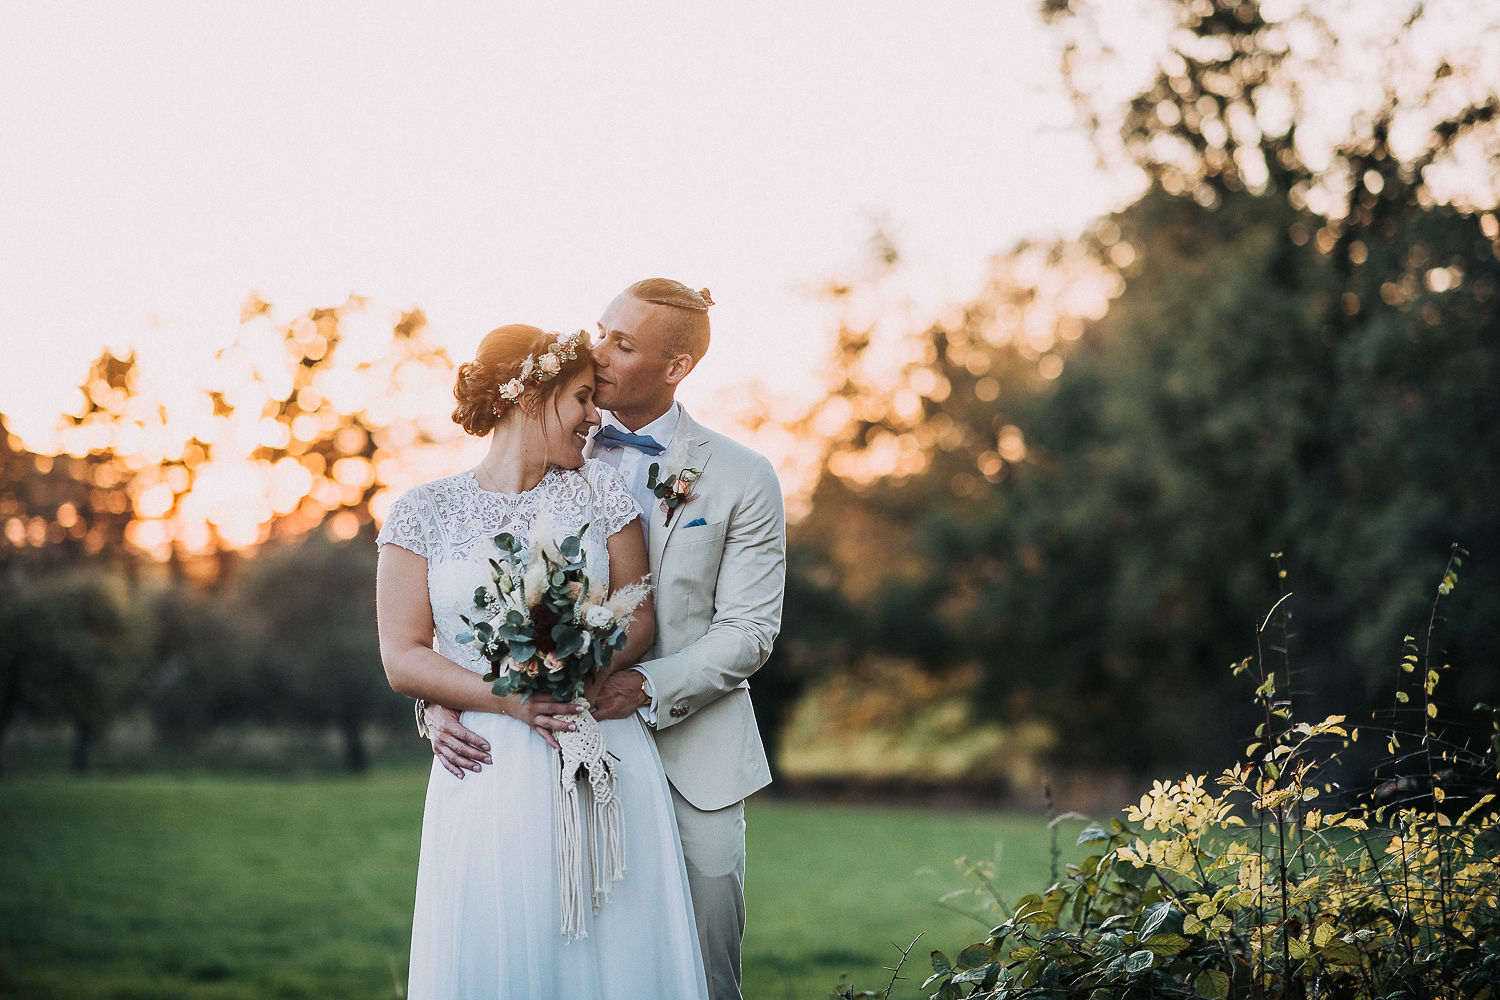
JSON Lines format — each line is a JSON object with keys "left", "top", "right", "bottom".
{"left": 867, "top": 547, "right": 1499, "bottom": 1000}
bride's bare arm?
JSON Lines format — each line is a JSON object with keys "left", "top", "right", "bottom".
{"left": 587, "top": 517, "right": 656, "bottom": 717}
{"left": 606, "top": 515, "right": 655, "bottom": 669}
{"left": 377, "top": 543, "right": 582, "bottom": 761}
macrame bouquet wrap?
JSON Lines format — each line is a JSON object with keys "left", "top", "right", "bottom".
{"left": 455, "top": 511, "right": 649, "bottom": 938}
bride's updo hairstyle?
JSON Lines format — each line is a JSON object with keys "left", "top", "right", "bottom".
{"left": 451, "top": 324, "right": 594, "bottom": 437}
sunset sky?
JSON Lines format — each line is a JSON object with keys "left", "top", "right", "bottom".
{"left": 1, "top": 1, "right": 1148, "bottom": 457}
{"left": 5, "top": 1, "right": 1490, "bottom": 468}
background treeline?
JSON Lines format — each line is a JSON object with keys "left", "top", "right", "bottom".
{"left": 0, "top": 525, "right": 402, "bottom": 774}
{"left": 760, "top": 0, "right": 1500, "bottom": 789}
{"left": 3, "top": 0, "right": 1497, "bottom": 795}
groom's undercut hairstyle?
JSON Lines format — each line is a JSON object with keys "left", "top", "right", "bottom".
{"left": 626, "top": 278, "right": 712, "bottom": 362}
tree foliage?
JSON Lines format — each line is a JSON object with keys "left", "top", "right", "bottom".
{"left": 232, "top": 531, "right": 403, "bottom": 772}
{"left": 789, "top": 0, "right": 1499, "bottom": 775}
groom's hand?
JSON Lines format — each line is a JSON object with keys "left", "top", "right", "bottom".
{"left": 426, "top": 704, "right": 492, "bottom": 778}
{"left": 591, "top": 671, "right": 649, "bottom": 722}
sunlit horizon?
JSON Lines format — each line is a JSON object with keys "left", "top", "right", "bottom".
{"left": 5, "top": 1, "right": 1493, "bottom": 557}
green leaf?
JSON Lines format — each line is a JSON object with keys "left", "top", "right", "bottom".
{"left": 1076, "top": 826, "right": 1110, "bottom": 846}
{"left": 646, "top": 463, "right": 661, "bottom": 489}
{"left": 553, "top": 630, "right": 585, "bottom": 659}
{"left": 1195, "top": 969, "right": 1229, "bottom": 999}
{"left": 1144, "top": 933, "right": 1189, "bottom": 957}
{"left": 1320, "top": 940, "right": 1361, "bottom": 967}
{"left": 955, "top": 943, "right": 993, "bottom": 970}
{"left": 951, "top": 962, "right": 1001, "bottom": 985}
{"left": 1124, "top": 949, "right": 1154, "bottom": 974}
{"left": 1139, "top": 901, "right": 1175, "bottom": 939}
{"left": 928, "top": 950, "right": 951, "bottom": 976}
{"left": 509, "top": 643, "right": 535, "bottom": 662}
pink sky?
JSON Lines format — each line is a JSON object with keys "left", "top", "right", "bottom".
{"left": 0, "top": 2, "right": 1140, "bottom": 455}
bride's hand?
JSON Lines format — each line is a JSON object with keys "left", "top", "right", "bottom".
{"left": 513, "top": 695, "right": 585, "bottom": 749}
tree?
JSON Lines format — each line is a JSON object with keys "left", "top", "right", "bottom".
{"left": 234, "top": 531, "right": 405, "bottom": 772}
{"left": 142, "top": 577, "right": 268, "bottom": 748}
{"left": 10, "top": 565, "right": 149, "bottom": 772}
{"left": 754, "top": 542, "right": 861, "bottom": 780}
{"left": 784, "top": 0, "right": 1499, "bottom": 775}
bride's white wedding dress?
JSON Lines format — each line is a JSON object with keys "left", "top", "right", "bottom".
{"left": 378, "top": 460, "right": 708, "bottom": 1000}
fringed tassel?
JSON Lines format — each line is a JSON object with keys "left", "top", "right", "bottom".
{"left": 587, "top": 760, "right": 627, "bottom": 912}
{"left": 553, "top": 708, "right": 626, "bottom": 939}
{"left": 554, "top": 749, "right": 588, "bottom": 940}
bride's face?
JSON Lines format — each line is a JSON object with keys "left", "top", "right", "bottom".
{"left": 535, "top": 368, "right": 601, "bottom": 468}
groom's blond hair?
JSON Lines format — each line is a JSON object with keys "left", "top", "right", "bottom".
{"left": 626, "top": 279, "right": 713, "bottom": 362}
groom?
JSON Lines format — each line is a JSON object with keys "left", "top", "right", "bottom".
{"left": 426, "top": 279, "right": 787, "bottom": 1000}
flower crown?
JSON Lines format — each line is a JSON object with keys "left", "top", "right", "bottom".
{"left": 492, "top": 329, "right": 588, "bottom": 416}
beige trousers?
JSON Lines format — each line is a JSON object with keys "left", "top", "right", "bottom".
{"left": 670, "top": 787, "right": 747, "bottom": 1000}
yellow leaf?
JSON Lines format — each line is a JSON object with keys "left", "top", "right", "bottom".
{"left": 1434, "top": 787, "right": 1446, "bottom": 803}
{"left": 1396, "top": 691, "right": 1409, "bottom": 703}
{"left": 1314, "top": 922, "right": 1336, "bottom": 948}
{"left": 1428, "top": 702, "right": 1438, "bottom": 718}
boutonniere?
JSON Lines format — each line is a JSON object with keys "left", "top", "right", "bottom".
{"left": 647, "top": 463, "right": 701, "bottom": 526}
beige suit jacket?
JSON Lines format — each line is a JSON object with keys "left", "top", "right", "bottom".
{"left": 591, "top": 407, "right": 786, "bottom": 811}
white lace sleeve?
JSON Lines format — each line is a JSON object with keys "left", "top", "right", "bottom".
{"left": 376, "top": 485, "right": 437, "bottom": 559}
{"left": 583, "top": 459, "right": 644, "bottom": 538}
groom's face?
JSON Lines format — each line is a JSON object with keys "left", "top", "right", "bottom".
{"left": 593, "top": 294, "right": 676, "bottom": 418}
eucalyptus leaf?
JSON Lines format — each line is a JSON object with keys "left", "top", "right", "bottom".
{"left": 554, "top": 631, "right": 585, "bottom": 659}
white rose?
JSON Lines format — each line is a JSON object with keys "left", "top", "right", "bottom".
{"left": 584, "top": 605, "right": 615, "bottom": 629}
{"left": 538, "top": 352, "right": 562, "bottom": 375}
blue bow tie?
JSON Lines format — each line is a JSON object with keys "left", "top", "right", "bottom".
{"left": 593, "top": 424, "right": 666, "bottom": 456}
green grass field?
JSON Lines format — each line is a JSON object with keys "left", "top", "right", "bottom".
{"left": 0, "top": 768, "right": 1084, "bottom": 1000}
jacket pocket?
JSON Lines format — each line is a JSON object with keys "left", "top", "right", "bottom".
{"left": 661, "top": 524, "right": 726, "bottom": 618}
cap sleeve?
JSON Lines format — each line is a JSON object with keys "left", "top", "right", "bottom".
{"left": 584, "top": 459, "right": 644, "bottom": 538}
{"left": 376, "top": 485, "right": 437, "bottom": 559}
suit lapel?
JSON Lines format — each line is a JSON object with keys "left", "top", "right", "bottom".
{"left": 648, "top": 409, "right": 713, "bottom": 572}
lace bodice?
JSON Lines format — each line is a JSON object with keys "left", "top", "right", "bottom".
{"left": 377, "top": 460, "right": 643, "bottom": 675}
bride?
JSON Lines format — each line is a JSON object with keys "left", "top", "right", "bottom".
{"left": 375, "top": 324, "right": 708, "bottom": 998}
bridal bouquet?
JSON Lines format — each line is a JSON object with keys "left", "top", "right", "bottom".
{"left": 456, "top": 517, "right": 647, "bottom": 702}
{"left": 455, "top": 513, "right": 649, "bottom": 940}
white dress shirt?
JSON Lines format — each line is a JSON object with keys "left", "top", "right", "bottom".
{"left": 592, "top": 403, "right": 681, "bottom": 546}
{"left": 592, "top": 402, "right": 681, "bottom": 724}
